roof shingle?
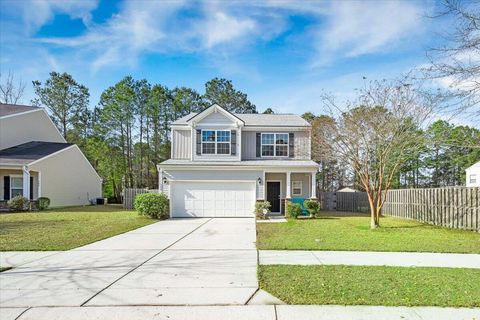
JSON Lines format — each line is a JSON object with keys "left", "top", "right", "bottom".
{"left": 0, "top": 141, "right": 73, "bottom": 165}
{"left": 0, "top": 104, "right": 40, "bottom": 117}
{"left": 171, "top": 112, "right": 310, "bottom": 127}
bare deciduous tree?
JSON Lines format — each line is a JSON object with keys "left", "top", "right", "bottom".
{"left": 424, "top": 0, "right": 480, "bottom": 117}
{"left": 0, "top": 71, "right": 25, "bottom": 104}
{"left": 321, "top": 80, "right": 433, "bottom": 229}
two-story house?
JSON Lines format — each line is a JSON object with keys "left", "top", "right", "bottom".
{"left": 157, "top": 104, "right": 319, "bottom": 217}
{"left": 0, "top": 104, "right": 102, "bottom": 207}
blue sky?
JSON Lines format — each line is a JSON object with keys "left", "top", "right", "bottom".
{"left": 0, "top": 0, "right": 464, "bottom": 119}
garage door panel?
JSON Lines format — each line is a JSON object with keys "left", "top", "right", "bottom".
{"left": 172, "top": 181, "right": 255, "bottom": 218}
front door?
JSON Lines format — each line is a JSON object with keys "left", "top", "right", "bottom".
{"left": 266, "top": 181, "right": 281, "bottom": 213}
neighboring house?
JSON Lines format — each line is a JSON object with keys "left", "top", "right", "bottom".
{"left": 466, "top": 161, "right": 480, "bottom": 187}
{"left": 157, "top": 104, "right": 319, "bottom": 217}
{"left": 0, "top": 104, "right": 102, "bottom": 207}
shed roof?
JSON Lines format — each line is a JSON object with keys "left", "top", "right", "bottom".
{"left": 171, "top": 112, "right": 310, "bottom": 127}
{"left": 159, "top": 159, "right": 318, "bottom": 167}
{"left": 0, "top": 104, "right": 40, "bottom": 117}
{"left": 0, "top": 141, "right": 73, "bottom": 165}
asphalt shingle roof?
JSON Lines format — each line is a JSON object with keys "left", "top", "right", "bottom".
{"left": 171, "top": 112, "right": 310, "bottom": 127}
{"left": 0, "top": 104, "right": 40, "bottom": 117}
{"left": 0, "top": 141, "right": 74, "bottom": 165}
{"left": 159, "top": 159, "right": 318, "bottom": 167}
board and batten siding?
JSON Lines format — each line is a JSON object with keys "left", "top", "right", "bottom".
{"left": 172, "top": 129, "right": 191, "bottom": 159}
{"left": 241, "top": 130, "right": 311, "bottom": 160}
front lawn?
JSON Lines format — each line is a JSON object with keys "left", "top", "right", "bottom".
{"left": 259, "top": 265, "right": 480, "bottom": 307}
{"left": 0, "top": 205, "right": 156, "bottom": 251}
{"left": 256, "top": 213, "right": 480, "bottom": 253}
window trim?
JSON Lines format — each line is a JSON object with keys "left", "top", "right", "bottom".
{"left": 201, "top": 129, "right": 231, "bottom": 155}
{"left": 261, "top": 133, "right": 289, "bottom": 157}
{"left": 292, "top": 180, "right": 302, "bottom": 196}
{"left": 10, "top": 175, "right": 23, "bottom": 199}
{"left": 470, "top": 174, "right": 477, "bottom": 184}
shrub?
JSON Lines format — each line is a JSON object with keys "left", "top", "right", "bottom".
{"left": 134, "top": 193, "right": 169, "bottom": 219}
{"left": 255, "top": 201, "right": 271, "bottom": 219}
{"left": 286, "top": 202, "right": 302, "bottom": 219}
{"left": 304, "top": 199, "right": 321, "bottom": 218}
{"left": 7, "top": 195, "right": 30, "bottom": 211}
{"left": 37, "top": 197, "right": 50, "bottom": 211}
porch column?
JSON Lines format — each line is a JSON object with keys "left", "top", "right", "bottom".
{"left": 159, "top": 169, "right": 164, "bottom": 193}
{"left": 22, "top": 166, "right": 30, "bottom": 199}
{"left": 286, "top": 171, "right": 291, "bottom": 199}
{"left": 311, "top": 171, "right": 317, "bottom": 199}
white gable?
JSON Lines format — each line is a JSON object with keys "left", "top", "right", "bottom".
{"left": 198, "top": 111, "right": 234, "bottom": 125}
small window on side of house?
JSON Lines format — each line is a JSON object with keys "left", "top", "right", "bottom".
{"left": 470, "top": 174, "right": 477, "bottom": 184}
{"left": 292, "top": 181, "right": 302, "bottom": 196}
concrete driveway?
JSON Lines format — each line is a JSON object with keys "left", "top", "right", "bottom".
{"left": 0, "top": 218, "right": 258, "bottom": 307}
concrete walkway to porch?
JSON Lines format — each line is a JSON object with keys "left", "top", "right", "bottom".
{"left": 259, "top": 250, "right": 480, "bottom": 268}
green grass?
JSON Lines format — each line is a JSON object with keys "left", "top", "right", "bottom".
{"left": 0, "top": 205, "right": 156, "bottom": 251}
{"left": 259, "top": 265, "right": 480, "bottom": 307}
{"left": 257, "top": 212, "right": 480, "bottom": 253}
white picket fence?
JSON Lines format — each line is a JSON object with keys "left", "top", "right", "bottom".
{"left": 123, "top": 188, "right": 159, "bottom": 209}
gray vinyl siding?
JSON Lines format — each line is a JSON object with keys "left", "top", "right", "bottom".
{"left": 163, "top": 169, "right": 264, "bottom": 200}
{"left": 291, "top": 173, "right": 311, "bottom": 199}
{"left": 241, "top": 130, "right": 311, "bottom": 160}
{"left": 172, "top": 129, "right": 191, "bottom": 159}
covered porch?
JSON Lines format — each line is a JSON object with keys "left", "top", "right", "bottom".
{"left": 0, "top": 166, "right": 40, "bottom": 207}
{"left": 263, "top": 171, "right": 317, "bottom": 215}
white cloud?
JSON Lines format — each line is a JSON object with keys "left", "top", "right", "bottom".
{"left": 201, "top": 10, "right": 256, "bottom": 48}
{"left": 3, "top": 0, "right": 99, "bottom": 33}
{"left": 313, "top": 1, "right": 431, "bottom": 65}
{"left": 2, "top": 0, "right": 434, "bottom": 78}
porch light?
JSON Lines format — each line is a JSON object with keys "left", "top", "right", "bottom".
{"left": 163, "top": 177, "right": 168, "bottom": 184}
{"left": 257, "top": 177, "right": 262, "bottom": 185}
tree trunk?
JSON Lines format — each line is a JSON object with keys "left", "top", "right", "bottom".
{"left": 367, "top": 192, "right": 380, "bottom": 229}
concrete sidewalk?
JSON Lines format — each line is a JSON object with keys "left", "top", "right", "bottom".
{"left": 259, "top": 250, "right": 480, "bottom": 268}
{"left": 2, "top": 305, "right": 479, "bottom": 320}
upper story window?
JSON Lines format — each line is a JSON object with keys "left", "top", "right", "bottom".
{"left": 261, "top": 133, "right": 289, "bottom": 157}
{"left": 470, "top": 174, "right": 477, "bottom": 184}
{"left": 202, "top": 130, "right": 230, "bottom": 155}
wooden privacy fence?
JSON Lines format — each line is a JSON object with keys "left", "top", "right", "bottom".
{"left": 123, "top": 188, "right": 159, "bottom": 209}
{"left": 382, "top": 187, "right": 480, "bottom": 232}
{"left": 319, "top": 192, "right": 369, "bottom": 213}
{"left": 320, "top": 187, "right": 480, "bottom": 231}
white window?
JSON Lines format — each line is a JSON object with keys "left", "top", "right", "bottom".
{"left": 292, "top": 181, "right": 302, "bottom": 196}
{"left": 470, "top": 174, "right": 477, "bottom": 184}
{"left": 10, "top": 176, "right": 23, "bottom": 198}
{"left": 261, "top": 133, "right": 289, "bottom": 157}
{"left": 202, "top": 130, "right": 230, "bottom": 155}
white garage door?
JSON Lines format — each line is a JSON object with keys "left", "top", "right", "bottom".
{"left": 171, "top": 181, "right": 256, "bottom": 217}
